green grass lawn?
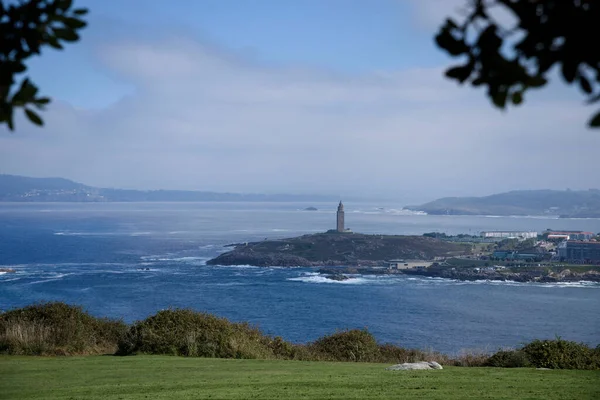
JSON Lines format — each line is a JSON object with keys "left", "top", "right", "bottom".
{"left": 1, "top": 356, "right": 598, "bottom": 400}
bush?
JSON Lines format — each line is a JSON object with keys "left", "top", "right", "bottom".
{"left": 521, "top": 338, "right": 600, "bottom": 370}
{"left": 117, "top": 308, "right": 274, "bottom": 359}
{"left": 378, "top": 343, "right": 449, "bottom": 364}
{"left": 0, "top": 302, "right": 126, "bottom": 355}
{"left": 309, "top": 329, "right": 380, "bottom": 362}
{"left": 485, "top": 350, "right": 531, "bottom": 368}
{"left": 450, "top": 349, "right": 491, "bottom": 367}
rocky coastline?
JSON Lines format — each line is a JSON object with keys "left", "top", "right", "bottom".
{"left": 317, "top": 266, "right": 600, "bottom": 283}
{"left": 207, "top": 232, "right": 600, "bottom": 283}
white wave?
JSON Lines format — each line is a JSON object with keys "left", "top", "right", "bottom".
{"left": 25, "top": 273, "right": 73, "bottom": 285}
{"left": 0, "top": 277, "right": 21, "bottom": 282}
{"left": 287, "top": 273, "right": 368, "bottom": 285}
{"left": 425, "top": 277, "right": 600, "bottom": 288}
{"left": 209, "top": 282, "right": 247, "bottom": 286}
{"left": 144, "top": 256, "right": 208, "bottom": 265}
{"left": 171, "top": 256, "right": 208, "bottom": 261}
{"left": 221, "top": 264, "right": 261, "bottom": 269}
{"left": 54, "top": 231, "right": 153, "bottom": 237}
{"left": 1, "top": 262, "right": 137, "bottom": 269}
{"left": 54, "top": 231, "right": 102, "bottom": 236}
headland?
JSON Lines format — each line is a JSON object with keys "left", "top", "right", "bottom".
{"left": 206, "top": 232, "right": 473, "bottom": 267}
{"left": 207, "top": 202, "right": 600, "bottom": 283}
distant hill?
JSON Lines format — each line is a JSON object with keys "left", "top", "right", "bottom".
{"left": 0, "top": 175, "right": 339, "bottom": 202}
{"left": 405, "top": 190, "right": 600, "bottom": 218}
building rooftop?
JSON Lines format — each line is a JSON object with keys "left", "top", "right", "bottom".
{"left": 550, "top": 231, "right": 594, "bottom": 235}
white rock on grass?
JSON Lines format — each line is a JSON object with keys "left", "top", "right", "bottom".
{"left": 386, "top": 361, "right": 443, "bottom": 371}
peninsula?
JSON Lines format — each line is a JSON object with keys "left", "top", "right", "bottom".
{"left": 206, "top": 232, "right": 473, "bottom": 267}
{"left": 207, "top": 202, "right": 600, "bottom": 283}
{"left": 207, "top": 202, "right": 474, "bottom": 267}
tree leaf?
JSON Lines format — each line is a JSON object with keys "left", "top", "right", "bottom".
{"left": 511, "top": 91, "right": 523, "bottom": 105}
{"left": 579, "top": 75, "right": 592, "bottom": 94}
{"left": 53, "top": 28, "right": 79, "bottom": 42}
{"left": 445, "top": 64, "right": 473, "bottom": 83}
{"left": 63, "top": 17, "right": 87, "bottom": 29}
{"left": 561, "top": 61, "right": 578, "bottom": 83}
{"left": 57, "top": 0, "right": 73, "bottom": 11}
{"left": 14, "top": 62, "right": 27, "bottom": 73}
{"left": 589, "top": 111, "right": 600, "bottom": 128}
{"left": 25, "top": 108, "right": 44, "bottom": 126}
{"left": 491, "top": 89, "right": 508, "bottom": 109}
{"left": 7, "top": 112, "right": 14, "bottom": 131}
{"left": 435, "top": 28, "right": 469, "bottom": 56}
{"left": 73, "top": 8, "right": 89, "bottom": 15}
{"left": 34, "top": 97, "right": 51, "bottom": 105}
{"left": 527, "top": 76, "right": 547, "bottom": 88}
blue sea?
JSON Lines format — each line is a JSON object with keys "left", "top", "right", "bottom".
{"left": 1, "top": 202, "right": 599, "bottom": 354}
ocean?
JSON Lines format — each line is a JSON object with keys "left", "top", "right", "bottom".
{"left": 1, "top": 202, "right": 599, "bottom": 354}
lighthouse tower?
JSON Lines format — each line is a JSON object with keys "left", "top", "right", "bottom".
{"left": 336, "top": 201, "right": 345, "bottom": 232}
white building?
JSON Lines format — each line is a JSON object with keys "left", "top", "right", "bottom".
{"left": 480, "top": 231, "right": 538, "bottom": 239}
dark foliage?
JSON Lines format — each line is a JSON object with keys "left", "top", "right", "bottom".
{"left": 521, "top": 338, "right": 600, "bottom": 370}
{"left": 117, "top": 308, "right": 274, "bottom": 359}
{"left": 1, "top": 0, "right": 88, "bottom": 130}
{"left": 0, "top": 302, "right": 127, "bottom": 355}
{"left": 3, "top": 303, "right": 599, "bottom": 370}
{"left": 436, "top": 0, "right": 600, "bottom": 128}
{"left": 485, "top": 350, "right": 532, "bottom": 368}
{"left": 309, "top": 329, "right": 381, "bottom": 362}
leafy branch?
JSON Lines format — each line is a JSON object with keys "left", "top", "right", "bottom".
{"left": 435, "top": 0, "right": 600, "bottom": 128}
{"left": 0, "top": 0, "right": 88, "bottom": 130}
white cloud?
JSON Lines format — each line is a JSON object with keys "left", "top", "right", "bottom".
{"left": 0, "top": 36, "right": 598, "bottom": 203}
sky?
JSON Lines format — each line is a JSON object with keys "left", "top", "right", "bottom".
{"left": 1, "top": 0, "right": 599, "bottom": 204}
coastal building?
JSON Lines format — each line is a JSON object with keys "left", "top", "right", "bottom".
{"left": 386, "top": 260, "right": 432, "bottom": 270}
{"left": 564, "top": 241, "right": 600, "bottom": 262}
{"left": 547, "top": 234, "right": 570, "bottom": 240}
{"left": 557, "top": 241, "right": 567, "bottom": 259}
{"left": 337, "top": 201, "right": 345, "bottom": 232}
{"left": 480, "top": 231, "right": 537, "bottom": 239}
{"left": 548, "top": 231, "right": 594, "bottom": 241}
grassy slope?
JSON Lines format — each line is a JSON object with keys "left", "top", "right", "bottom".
{"left": 1, "top": 356, "right": 599, "bottom": 400}
{"left": 241, "top": 234, "right": 471, "bottom": 260}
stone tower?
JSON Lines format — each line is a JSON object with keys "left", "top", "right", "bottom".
{"left": 336, "top": 201, "right": 345, "bottom": 232}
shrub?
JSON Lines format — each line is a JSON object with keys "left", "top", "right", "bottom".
{"left": 485, "top": 350, "right": 531, "bottom": 368}
{"left": 309, "top": 329, "right": 380, "bottom": 362}
{"left": 378, "top": 343, "right": 449, "bottom": 364}
{"left": 450, "top": 349, "right": 491, "bottom": 367}
{"left": 0, "top": 302, "right": 126, "bottom": 355}
{"left": 521, "top": 338, "right": 600, "bottom": 370}
{"left": 117, "top": 308, "right": 274, "bottom": 359}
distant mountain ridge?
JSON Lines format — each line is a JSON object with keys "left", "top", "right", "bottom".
{"left": 406, "top": 190, "right": 600, "bottom": 218}
{"left": 0, "top": 175, "right": 340, "bottom": 202}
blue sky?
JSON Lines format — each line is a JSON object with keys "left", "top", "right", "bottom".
{"left": 29, "top": 0, "right": 444, "bottom": 108}
{"left": 1, "top": 0, "right": 598, "bottom": 203}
